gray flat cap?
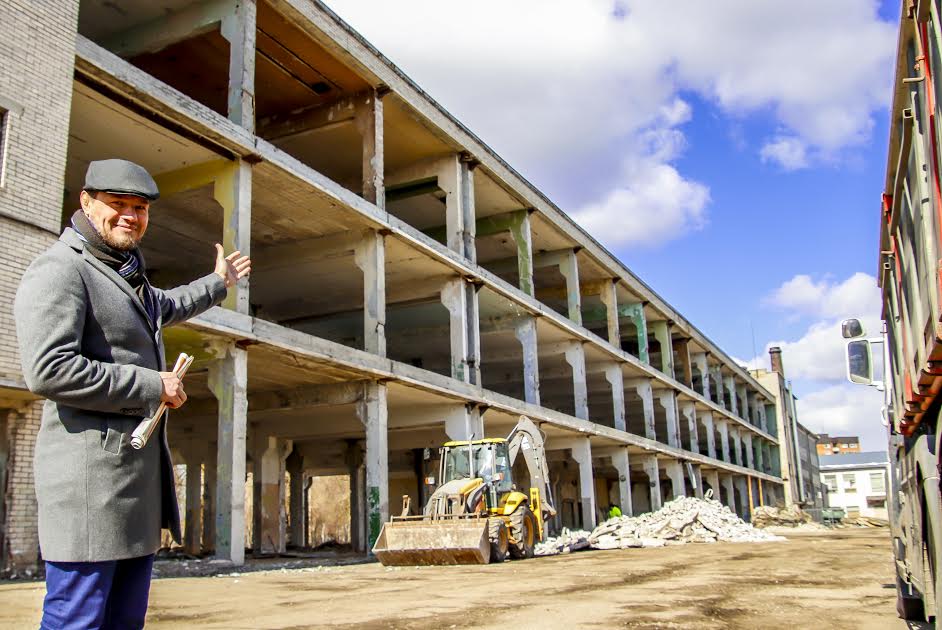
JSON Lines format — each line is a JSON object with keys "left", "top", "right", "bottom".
{"left": 83, "top": 159, "right": 160, "bottom": 200}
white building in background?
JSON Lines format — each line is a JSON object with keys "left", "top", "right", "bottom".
{"left": 819, "top": 452, "right": 890, "bottom": 519}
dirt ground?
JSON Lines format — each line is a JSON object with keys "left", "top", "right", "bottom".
{"left": 0, "top": 528, "right": 919, "bottom": 629}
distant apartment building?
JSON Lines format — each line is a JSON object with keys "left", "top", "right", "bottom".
{"left": 754, "top": 347, "right": 828, "bottom": 517}
{"left": 816, "top": 435, "right": 861, "bottom": 456}
{"left": 819, "top": 452, "right": 889, "bottom": 519}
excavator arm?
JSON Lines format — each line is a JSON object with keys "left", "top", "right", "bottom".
{"left": 506, "top": 416, "right": 557, "bottom": 518}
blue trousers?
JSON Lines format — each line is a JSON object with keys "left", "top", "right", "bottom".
{"left": 41, "top": 554, "right": 154, "bottom": 630}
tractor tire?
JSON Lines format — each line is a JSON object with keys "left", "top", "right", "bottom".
{"left": 508, "top": 504, "right": 537, "bottom": 560}
{"left": 488, "top": 518, "right": 509, "bottom": 563}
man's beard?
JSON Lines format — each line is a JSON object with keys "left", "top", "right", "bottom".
{"left": 102, "top": 229, "right": 140, "bottom": 251}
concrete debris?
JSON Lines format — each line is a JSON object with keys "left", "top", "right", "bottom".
{"left": 838, "top": 516, "right": 889, "bottom": 528}
{"left": 535, "top": 496, "right": 785, "bottom": 557}
{"left": 751, "top": 505, "right": 815, "bottom": 528}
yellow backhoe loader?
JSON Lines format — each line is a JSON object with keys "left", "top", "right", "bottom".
{"left": 372, "top": 416, "right": 556, "bottom": 565}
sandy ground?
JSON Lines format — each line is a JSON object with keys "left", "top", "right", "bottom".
{"left": 0, "top": 528, "right": 920, "bottom": 629}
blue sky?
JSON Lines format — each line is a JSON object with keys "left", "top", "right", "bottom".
{"left": 325, "top": 0, "right": 898, "bottom": 449}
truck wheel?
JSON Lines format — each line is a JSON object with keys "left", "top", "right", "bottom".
{"left": 509, "top": 504, "right": 537, "bottom": 559}
{"left": 488, "top": 518, "right": 509, "bottom": 563}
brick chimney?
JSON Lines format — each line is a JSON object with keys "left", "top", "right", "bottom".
{"left": 769, "top": 346, "right": 784, "bottom": 376}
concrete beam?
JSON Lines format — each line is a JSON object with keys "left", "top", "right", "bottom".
{"left": 208, "top": 343, "right": 248, "bottom": 564}
{"left": 444, "top": 404, "right": 485, "bottom": 441}
{"left": 258, "top": 92, "right": 358, "bottom": 141}
{"left": 103, "top": 0, "right": 234, "bottom": 58}
{"left": 358, "top": 382, "right": 388, "bottom": 551}
{"left": 476, "top": 210, "right": 534, "bottom": 296}
{"left": 181, "top": 381, "right": 367, "bottom": 418}
{"left": 355, "top": 230, "right": 387, "bottom": 355}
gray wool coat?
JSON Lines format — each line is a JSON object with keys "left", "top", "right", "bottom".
{"left": 14, "top": 227, "right": 227, "bottom": 562}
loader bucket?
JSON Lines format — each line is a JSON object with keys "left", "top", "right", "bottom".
{"left": 372, "top": 517, "right": 490, "bottom": 566}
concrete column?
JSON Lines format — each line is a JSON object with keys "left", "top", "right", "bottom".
{"left": 713, "top": 367, "right": 725, "bottom": 408}
{"left": 558, "top": 249, "right": 582, "bottom": 325}
{"left": 444, "top": 404, "right": 485, "bottom": 441}
{"left": 354, "top": 230, "right": 386, "bottom": 356}
{"left": 346, "top": 441, "right": 367, "bottom": 553}
{"left": 756, "top": 439, "right": 766, "bottom": 472}
{"left": 650, "top": 320, "right": 674, "bottom": 378}
{"left": 604, "top": 363, "right": 627, "bottom": 432}
{"left": 221, "top": 0, "right": 256, "bottom": 130}
{"left": 737, "top": 384, "right": 749, "bottom": 421}
{"left": 725, "top": 376, "right": 738, "bottom": 416}
{"left": 215, "top": 161, "right": 252, "bottom": 314}
{"left": 720, "top": 473, "right": 736, "bottom": 513}
{"left": 182, "top": 441, "right": 204, "bottom": 556}
{"left": 735, "top": 476, "right": 751, "bottom": 520}
{"left": 642, "top": 455, "right": 662, "bottom": 511}
{"left": 208, "top": 344, "right": 248, "bottom": 565}
{"left": 566, "top": 438, "right": 596, "bottom": 530}
{"left": 286, "top": 450, "right": 304, "bottom": 548}
{"left": 358, "top": 382, "right": 389, "bottom": 551}
{"left": 627, "top": 378, "right": 656, "bottom": 440}
{"left": 743, "top": 433, "right": 755, "bottom": 470}
{"left": 202, "top": 442, "right": 217, "bottom": 553}
{"left": 514, "top": 316, "right": 540, "bottom": 405}
{"left": 699, "top": 410, "right": 716, "bottom": 459}
{"left": 466, "top": 283, "right": 482, "bottom": 385}
{"left": 730, "top": 425, "right": 743, "bottom": 466}
{"left": 705, "top": 469, "right": 721, "bottom": 500}
{"left": 623, "top": 303, "right": 649, "bottom": 364}
{"left": 609, "top": 448, "right": 632, "bottom": 517}
{"left": 354, "top": 89, "right": 385, "bottom": 208}
{"left": 441, "top": 278, "right": 470, "bottom": 382}
{"left": 691, "top": 464, "right": 704, "bottom": 499}
{"left": 694, "top": 353, "right": 711, "bottom": 401}
{"left": 439, "top": 154, "right": 475, "bottom": 259}
{"left": 716, "top": 419, "right": 730, "bottom": 462}
{"left": 657, "top": 390, "right": 680, "bottom": 448}
{"left": 674, "top": 338, "right": 693, "bottom": 388}
{"left": 564, "top": 341, "right": 589, "bottom": 420}
{"left": 681, "top": 401, "right": 699, "bottom": 453}
{"left": 459, "top": 157, "right": 477, "bottom": 262}
{"left": 509, "top": 210, "right": 534, "bottom": 296}
{"left": 665, "top": 460, "right": 685, "bottom": 500}
{"left": 599, "top": 280, "right": 620, "bottom": 346}
{"left": 258, "top": 437, "right": 292, "bottom": 554}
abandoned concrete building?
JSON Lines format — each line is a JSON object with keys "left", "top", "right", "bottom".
{"left": 0, "top": 0, "right": 787, "bottom": 571}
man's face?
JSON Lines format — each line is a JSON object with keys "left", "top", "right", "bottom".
{"left": 80, "top": 190, "right": 150, "bottom": 251}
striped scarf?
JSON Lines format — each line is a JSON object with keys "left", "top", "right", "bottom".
{"left": 71, "top": 209, "right": 160, "bottom": 330}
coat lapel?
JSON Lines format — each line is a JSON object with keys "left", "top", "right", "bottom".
{"left": 61, "top": 228, "right": 156, "bottom": 332}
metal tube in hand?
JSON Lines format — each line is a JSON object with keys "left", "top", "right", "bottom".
{"left": 130, "top": 353, "right": 193, "bottom": 450}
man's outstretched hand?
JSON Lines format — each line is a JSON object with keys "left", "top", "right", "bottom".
{"left": 214, "top": 243, "right": 252, "bottom": 288}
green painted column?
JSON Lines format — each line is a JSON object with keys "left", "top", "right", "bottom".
{"left": 620, "top": 303, "right": 649, "bottom": 364}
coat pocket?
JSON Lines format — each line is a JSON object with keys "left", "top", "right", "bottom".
{"left": 102, "top": 426, "right": 123, "bottom": 455}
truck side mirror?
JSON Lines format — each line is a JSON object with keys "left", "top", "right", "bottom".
{"left": 841, "top": 318, "right": 866, "bottom": 339}
{"left": 846, "top": 339, "right": 873, "bottom": 385}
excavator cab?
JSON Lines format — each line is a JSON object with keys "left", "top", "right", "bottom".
{"left": 440, "top": 439, "right": 514, "bottom": 506}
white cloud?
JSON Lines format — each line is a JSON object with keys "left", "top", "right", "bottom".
{"left": 324, "top": 0, "right": 894, "bottom": 246}
{"left": 796, "top": 384, "right": 887, "bottom": 451}
{"left": 764, "top": 272, "right": 881, "bottom": 320}
{"left": 760, "top": 137, "right": 808, "bottom": 170}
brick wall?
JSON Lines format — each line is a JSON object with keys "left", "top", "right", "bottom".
{"left": 0, "top": 0, "right": 80, "bottom": 573}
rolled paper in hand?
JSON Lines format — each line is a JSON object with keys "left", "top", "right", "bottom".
{"left": 130, "top": 353, "right": 194, "bottom": 450}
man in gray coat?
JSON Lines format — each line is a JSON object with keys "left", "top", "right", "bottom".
{"left": 14, "top": 159, "right": 251, "bottom": 629}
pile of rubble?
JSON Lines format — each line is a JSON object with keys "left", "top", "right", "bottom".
{"left": 751, "top": 505, "right": 822, "bottom": 529}
{"left": 839, "top": 516, "right": 889, "bottom": 528}
{"left": 535, "top": 495, "right": 785, "bottom": 556}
